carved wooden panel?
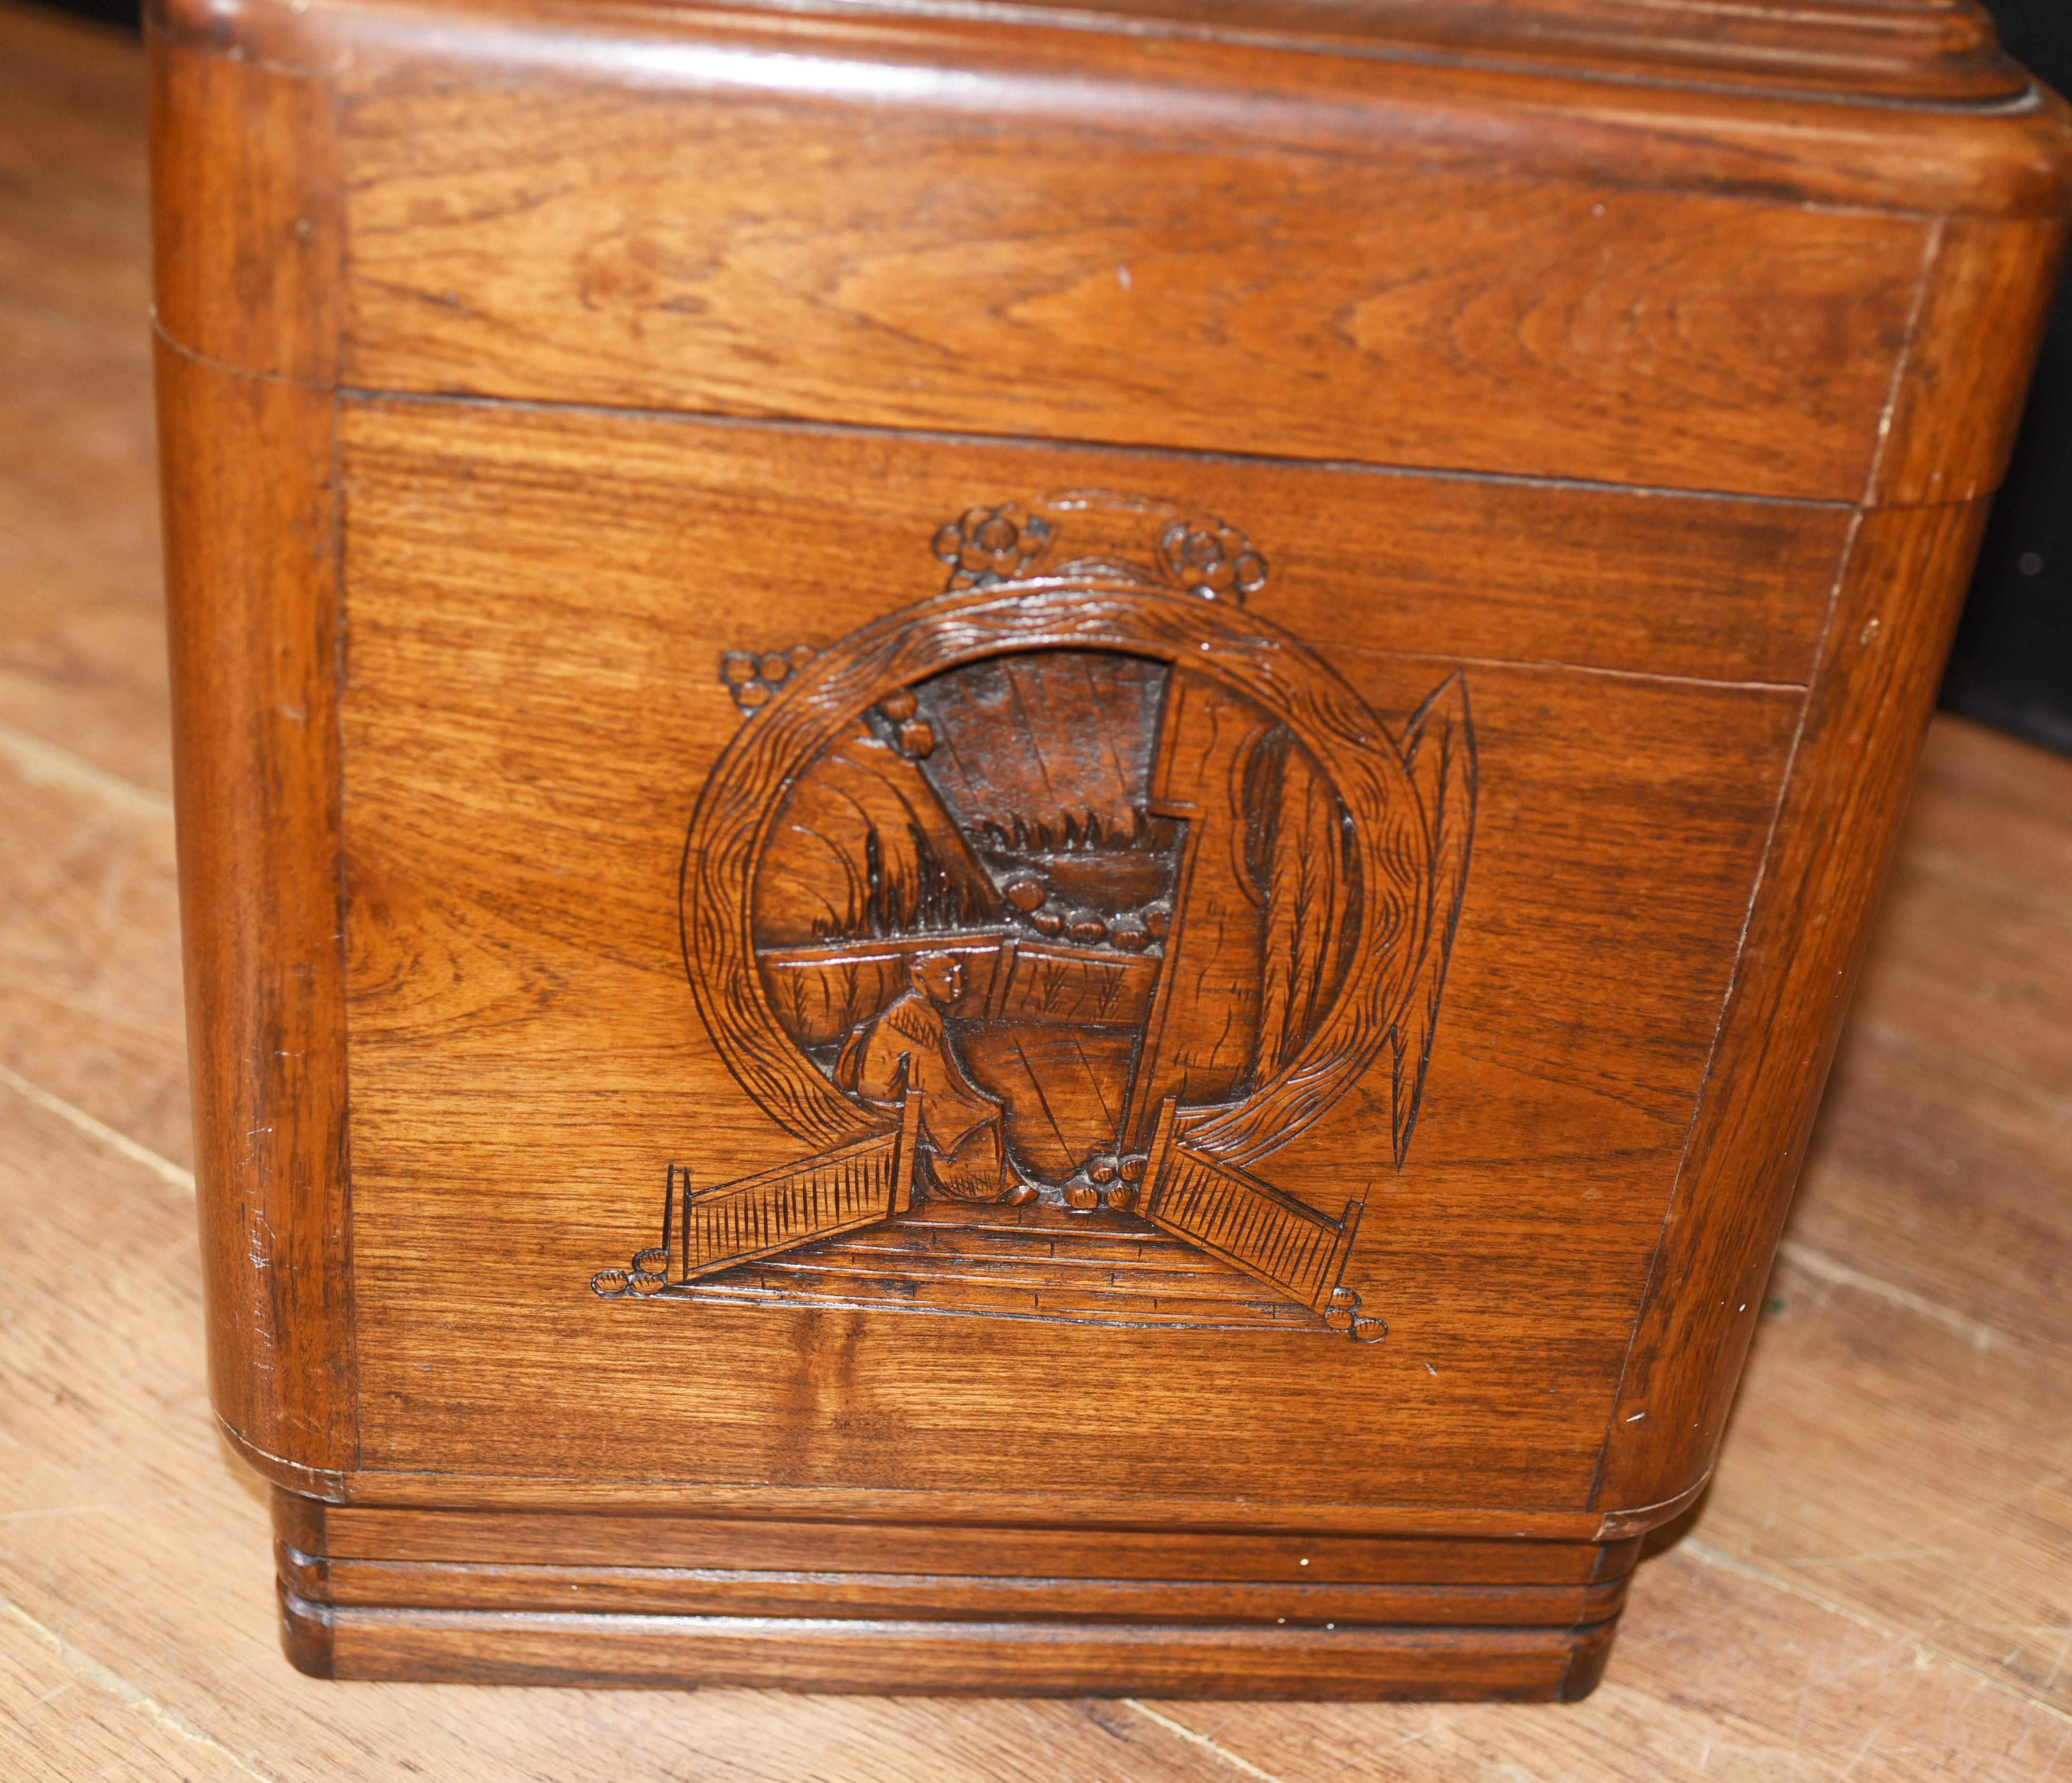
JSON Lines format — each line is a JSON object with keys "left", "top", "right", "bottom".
{"left": 590, "top": 494, "right": 1473, "bottom": 1338}
{"left": 338, "top": 398, "right": 1807, "bottom": 1513}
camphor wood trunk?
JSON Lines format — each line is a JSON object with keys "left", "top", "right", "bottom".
{"left": 151, "top": 0, "right": 2072, "bottom": 1698}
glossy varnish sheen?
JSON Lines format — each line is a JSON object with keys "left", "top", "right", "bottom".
{"left": 150, "top": 0, "right": 2072, "bottom": 1696}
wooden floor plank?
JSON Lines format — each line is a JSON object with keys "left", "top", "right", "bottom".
{"left": 1696, "top": 1253, "right": 2072, "bottom": 1714}
{"left": 1792, "top": 1023, "right": 2072, "bottom": 1362}
{"left": 0, "top": 750, "right": 188, "bottom": 1168}
{"left": 1843, "top": 718, "right": 2072, "bottom": 1122}
{"left": 1151, "top": 1545, "right": 2072, "bottom": 1783}
{"left": 0, "top": 1613, "right": 270, "bottom": 1783}
{"left": 0, "top": 1, "right": 169, "bottom": 799}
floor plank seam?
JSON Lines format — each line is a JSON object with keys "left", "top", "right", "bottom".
{"left": 1122, "top": 1701, "right": 1289, "bottom": 1782}
{"left": 1775, "top": 1239, "right": 2006, "bottom": 1352}
{"left": 1, "top": 1595, "right": 282, "bottom": 1782}
{"left": 0, "top": 1064, "right": 196, "bottom": 1194}
{"left": 1677, "top": 1539, "right": 2072, "bottom": 1731}
{"left": 0, "top": 717, "right": 175, "bottom": 821}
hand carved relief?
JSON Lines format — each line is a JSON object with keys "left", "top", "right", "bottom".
{"left": 594, "top": 494, "right": 1476, "bottom": 1340}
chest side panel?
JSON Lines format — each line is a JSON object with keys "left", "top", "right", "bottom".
{"left": 337, "top": 397, "right": 1829, "bottom": 1516}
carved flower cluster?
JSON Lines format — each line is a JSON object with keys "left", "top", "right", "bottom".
{"left": 873, "top": 685, "right": 935, "bottom": 759}
{"left": 721, "top": 643, "right": 816, "bottom": 713}
{"left": 1156, "top": 517, "right": 1268, "bottom": 603}
{"left": 933, "top": 505, "right": 1056, "bottom": 589}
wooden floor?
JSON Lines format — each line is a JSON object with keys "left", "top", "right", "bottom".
{"left": 4, "top": 4, "right": 2071, "bottom": 1775}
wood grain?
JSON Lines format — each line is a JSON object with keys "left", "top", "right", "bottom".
{"left": 1875, "top": 214, "right": 2072, "bottom": 509}
{"left": 139, "top": 0, "right": 2072, "bottom": 1708}
{"left": 17, "top": 2, "right": 2072, "bottom": 1764}
{"left": 145, "top": 1, "right": 2072, "bottom": 508}
{"left": 156, "top": 0, "right": 2072, "bottom": 217}
{"left": 0, "top": 748, "right": 188, "bottom": 1169}
{"left": 1594, "top": 500, "right": 1993, "bottom": 1518}
{"left": 296, "top": 1554, "right": 1631, "bottom": 1629}
{"left": 336, "top": 90, "right": 1929, "bottom": 502}
{"left": 306, "top": 1501, "right": 1638, "bottom": 1584}
{"left": 150, "top": 35, "right": 357, "bottom": 1485}
{"left": 0, "top": 3, "right": 169, "bottom": 796}
{"left": 333, "top": 393, "right": 1803, "bottom": 1524}
{"left": 305, "top": 1603, "right": 1614, "bottom": 1699}
{"left": 340, "top": 398, "right": 1851, "bottom": 687}
{"left": 691, "top": 0, "right": 2034, "bottom": 104}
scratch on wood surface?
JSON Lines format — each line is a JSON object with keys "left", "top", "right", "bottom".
{"left": 1776, "top": 1240, "right": 2005, "bottom": 1351}
{"left": 0, "top": 1064, "right": 197, "bottom": 1194}
{"left": 1123, "top": 1702, "right": 1286, "bottom": 1781}
{"left": 2, "top": 1597, "right": 281, "bottom": 1783}
{"left": 0, "top": 718, "right": 175, "bottom": 822}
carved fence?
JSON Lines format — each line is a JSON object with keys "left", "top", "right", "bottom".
{"left": 672, "top": 1093, "right": 920, "bottom": 1281}
{"left": 1138, "top": 1103, "right": 1362, "bottom": 1314}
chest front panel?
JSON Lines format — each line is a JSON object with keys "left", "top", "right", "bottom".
{"left": 337, "top": 396, "right": 1831, "bottom": 1515}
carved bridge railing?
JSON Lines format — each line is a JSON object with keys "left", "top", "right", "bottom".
{"left": 651, "top": 1091, "right": 1358, "bottom": 1322}
{"left": 670, "top": 1092, "right": 922, "bottom": 1281}
{"left": 1136, "top": 1101, "right": 1362, "bottom": 1315}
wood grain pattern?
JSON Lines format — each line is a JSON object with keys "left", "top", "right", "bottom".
{"left": 139, "top": 0, "right": 2072, "bottom": 1704}
{"left": 338, "top": 86, "right": 1932, "bottom": 501}
{"left": 150, "top": 36, "right": 356, "bottom": 1485}
{"left": 155, "top": 0, "right": 2072, "bottom": 217}
{"left": 1875, "top": 212, "right": 2072, "bottom": 509}
{"left": 0, "top": 3, "right": 168, "bottom": 797}
{"left": 341, "top": 399, "right": 1852, "bottom": 686}
{"left": 1595, "top": 500, "right": 1991, "bottom": 1518}
{"left": 634, "top": 0, "right": 2033, "bottom": 104}
{"left": 301, "top": 1600, "right": 1616, "bottom": 1698}
{"left": 293, "top": 1555, "right": 1632, "bottom": 1630}
{"left": 334, "top": 394, "right": 1802, "bottom": 1525}
{"left": 305, "top": 1501, "right": 1639, "bottom": 1583}
{"left": 21, "top": 8, "right": 2072, "bottom": 1760}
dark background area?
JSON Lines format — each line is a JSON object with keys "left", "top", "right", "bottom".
{"left": 26, "top": 0, "right": 2072, "bottom": 756}
{"left": 1949, "top": 0, "right": 2072, "bottom": 754}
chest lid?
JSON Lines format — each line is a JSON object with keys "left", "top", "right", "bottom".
{"left": 693, "top": 0, "right": 2024, "bottom": 102}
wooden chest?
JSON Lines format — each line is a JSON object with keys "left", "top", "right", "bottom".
{"left": 151, "top": 0, "right": 2072, "bottom": 1698}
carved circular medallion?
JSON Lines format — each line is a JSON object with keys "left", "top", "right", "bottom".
{"left": 682, "top": 508, "right": 1470, "bottom": 1211}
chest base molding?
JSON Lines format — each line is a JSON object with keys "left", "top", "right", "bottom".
{"left": 273, "top": 1489, "right": 1633, "bottom": 1697}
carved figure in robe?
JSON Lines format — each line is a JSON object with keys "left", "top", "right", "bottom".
{"left": 834, "top": 952, "right": 1036, "bottom": 1204}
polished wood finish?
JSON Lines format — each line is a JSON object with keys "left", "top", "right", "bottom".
{"left": 140, "top": 0, "right": 2072, "bottom": 1698}
{"left": 10, "top": 8, "right": 2072, "bottom": 1759}
{"left": 1598, "top": 499, "right": 1992, "bottom": 1514}
{"left": 150, "top": 33, "right": 358, "bottom": 1490}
